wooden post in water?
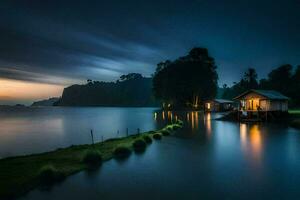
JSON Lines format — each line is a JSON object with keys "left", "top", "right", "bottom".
{"left": 126, "top": 128, "right": 129, "bottom": 137}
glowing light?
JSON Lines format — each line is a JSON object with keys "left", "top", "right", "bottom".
{"left": 154, "top": 112, "right": 157, "bottom": 120}
{"left": 248, "top": 98, "right": 260, "bottom": 110}
{"left": 207, "top": 103, "right": 211, "bottom": 110}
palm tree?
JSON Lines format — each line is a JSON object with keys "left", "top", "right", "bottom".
{"left": 244, "top": 68, "right": 258, "bottom": 89}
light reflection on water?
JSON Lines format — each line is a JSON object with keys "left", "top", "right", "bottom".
{"left": 240, "top": 123, "right": 263, "bottom": 166}
{"left": 18, "top": 110, "right": 300, "bottom": 200}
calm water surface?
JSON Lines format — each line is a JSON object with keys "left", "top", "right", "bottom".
{"left": 2, "top": 108, "right": 300, "bottom": 199}
{"left": 0, "top": 107, "right": 160, "bottom": 158}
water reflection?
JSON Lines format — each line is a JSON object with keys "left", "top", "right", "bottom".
{"left": 0, "top": 107, "right": 159, "bottom": 158}
{"left": 204, "top": 113, "right": 211, "bottom": 135}
{"left": 239, "top": 123, "right": 263, "bottom": 162}
{"left": 19, "top": 111, "right": 300, "bottom": 200}
{"left": 157, "top": 110, "right": 210, "bottom": 133}
{"left": 185, "top": 111, "right": 200, "bottom": 131}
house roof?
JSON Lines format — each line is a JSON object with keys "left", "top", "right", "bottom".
{"left": 214, "top": 99, "right": 234, "bottom": 103}
{"left": 205, "top": 99, "right": 234, "bottom": 103}
{"left": 233, "top": 89, "right": 289, "bottom": 100}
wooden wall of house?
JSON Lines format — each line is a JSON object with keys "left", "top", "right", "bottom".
{"left": 239, "top": 92, "right": 288, "bottom": 112}
{"left": 259, "top": 100, "right": 268, "bottom": 110}
{"left": 205, "top": 101, "right": 220, "bottom": 112}
{"left": 259, "top": 100, "right": 288, "bottom": 111}
{"left": 268, "top": 100, "right": 288, "bottom": 111}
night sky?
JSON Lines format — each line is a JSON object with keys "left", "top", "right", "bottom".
{"left": 0, "top": 0, "right": 300, "bottom": 104}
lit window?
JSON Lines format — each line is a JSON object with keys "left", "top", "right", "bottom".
{"left": 207, "top": 103, "right": 211, "bottom": 109}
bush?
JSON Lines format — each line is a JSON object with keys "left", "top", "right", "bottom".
{"left": 113, "top": 146, "right": 131, "bottom": 158}
{"left": 132, "top": 139, "right": 147, "bottom": 152}
{"left": 82, "top": 150, "right": 102, "bottom": 166}
{"left": 153, "top": 133, "right": 162, "bottom": 140}
{"left": 161, "top": 129, "right": 170, "bottom": 136}
{"left": 148, "top": 131, "right": 156, "bottom": 134}
{"left": 38, "top": 165, "right": 64, "bottom": 184}
{"left": 177, "top": 120, "right": 184, "bottom": 126}
{"left": 143, "top": 135, "right": 152, "bottom": 143}
{"left": 172, "top": 124, "right": 181, "bottom": 130}
{"left": 291, "top": 120, "right": 300, "bottom": 129}
{"left": 167, "top": 126, "right": 173, "bottom": 131}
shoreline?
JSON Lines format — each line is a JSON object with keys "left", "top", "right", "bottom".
{"left": 0, "top": 121, "right": 183, "bottom": 199}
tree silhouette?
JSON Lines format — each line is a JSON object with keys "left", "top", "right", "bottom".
{"left": 243, "top": 68, "right": 258, "bottom": 89}
{"left": 153, "top": 47, "right": 218, "bottom": 108}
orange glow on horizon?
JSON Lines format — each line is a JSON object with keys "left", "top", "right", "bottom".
{"left": 0, "top": 78, "right": 63, "bottom": 102}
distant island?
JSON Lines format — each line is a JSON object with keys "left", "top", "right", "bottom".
{"left": 54, "top": 73, "right": 158, "bottom": 107}
{"left": 31, "top": 97, "right": 60, "bottom": 106}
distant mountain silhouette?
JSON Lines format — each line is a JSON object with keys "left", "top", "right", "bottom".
{"left": 31, "top": 97, "right": 60, "bottom": 106}
{"left": 54, "top": 75, "right": 158, "bottom": 107}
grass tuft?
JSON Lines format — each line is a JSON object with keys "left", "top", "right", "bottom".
{"left": 82, "top": 150, "right": 102, "bottom": 167}
{"left": 166, "top": 126, "right": 173, "bottom": 131}
{"left": 290, "top": 119, "right": 300, "bottom": 129}
{"left": 161, "top": 129, "right": 170, "bottom": 136}
{"left": 177, "top": 120, "right": 184, "bottom": 125}
{"left": 148, "top": 131, "right": 156, "bottom": 134}
{"left": 132, "top": 139, "right": 147, "bottom": 152}
{"left": 142, "top": 135, "right": 152, "bottom": 143}
{"left": 172, "top": 124, "right": 182, "bottom": 130}
{"left": 113, "top": 146, "right": 131, "bottom": 158}
{"left": 38, "top": 165, "right": 64, "bottom": 184}
{"left": 153, "top": 133, "right": 162, "bottom": 140}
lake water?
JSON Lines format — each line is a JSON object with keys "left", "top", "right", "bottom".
{"left": 1, "top": 108, "right": 300, "bottom": 199}
{"left": 0, "top": 107, "right": 160, "bottom": 158}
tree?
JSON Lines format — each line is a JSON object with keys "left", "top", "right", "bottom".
{"left": 119, "top": 73, "right": 143, "bottom": 81}
{"left": 155, "top": 60, "right": 171, "bottom": 75}
{"left": 267, "top": 64, "right": 293, "bottom": 96}
{"left": 153, "top": 47, "right": 218, "bottom": 108}
{"left": 222, "top": 68, "right": 258, "bottom": 99}
{"left": 292, "top": 65, "right": 300, "bottom": 105}
{"left": 87, "top": 79, "right": 93, "bottom": 85}
{"left": 243, "top": 68, "right": 258, "bottom": 89}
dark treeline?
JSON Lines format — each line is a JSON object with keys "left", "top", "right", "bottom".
{"left": 222, "top": 65, "right": 300, "bottom": 106}
{"left": 54, "top": 47, "right": 299, "bottom": 108}
{"left": 54, "top": 73, "right": 158, "bottom": 106}
{"left": 153, "top": 47, "right": 218, "bottom": 108}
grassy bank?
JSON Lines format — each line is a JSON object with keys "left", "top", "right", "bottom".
{"left": 0, "top": 121, "right": 183, "bottom": 199}
{"left": 289, "top": 109, "right": 300, "bottom": 129}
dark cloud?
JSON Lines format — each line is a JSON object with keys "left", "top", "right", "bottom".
{"left": 0, "top": 0, "right": 300, "bottom": 86}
